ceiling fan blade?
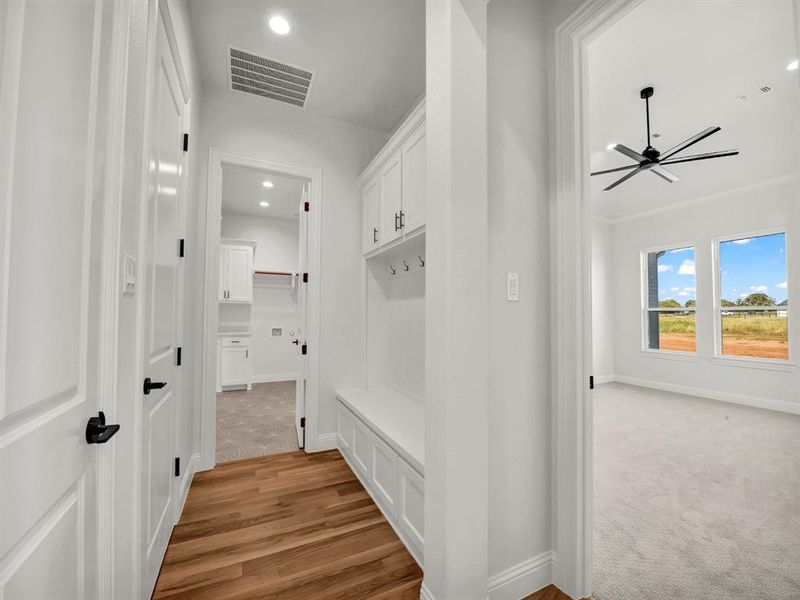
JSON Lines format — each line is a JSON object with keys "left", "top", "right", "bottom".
{"left": 659, "top": 149, "right": 739, "bottom": 166}
{"left": 659, "top": 126, "right": 721, "bottom": 160}
{"left": 591, "top": 163, "right": 640, "bottom": 176}
{"left": 603, "top": 165, "right": 646, "bottom": 191}
{"left": 648, "top": 165, "right": 679, "bottom": 183}
{"left": 613, "top": 144, "right": 647, "bottom": 163}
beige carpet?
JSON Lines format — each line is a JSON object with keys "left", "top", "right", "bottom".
{"left": 216, "top": 381, "right": 299, "bottom": 463}
{"left": 593, "top": 383, "right": 800, "bottom": 600}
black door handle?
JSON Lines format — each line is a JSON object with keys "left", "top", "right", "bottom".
{"left": 86, "top": 411, "right": 120, "bottom": 444}
{"left": 373, "top": 227, "right": 378, "bottom": 243}
{"left": 143, "top": 377, "right": 167, "bottom": 395}
{"left": 394, "top": 212, "right": 399, "bottom": 231}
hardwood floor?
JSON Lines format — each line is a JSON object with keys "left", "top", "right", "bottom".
{"left": 153, "top": 450, "right": 422, "bottom": 599}
{"left": 154, "top": 449, "right": 578, "bottom": 600}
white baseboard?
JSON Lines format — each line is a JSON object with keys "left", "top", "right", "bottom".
{"left": 420, "top": 582, "right": 436, "bottom": 600}
{"left": 612, "top": 374, "right": 800, "bottom": 415}
{"left": 313, "top": 432, "right": 338, "bottom": 452}
{"left": 488, "top": 551, "right": 555, "bottom": 600}
{"left": 251, "top": 372, "right": 296, "bottom": 384}
{"left": 593, "top": 374, "right": 615, "bottom": 384}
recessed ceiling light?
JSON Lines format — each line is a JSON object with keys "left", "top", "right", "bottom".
{"left": 606, "top": 143, "right": 617, "bottom": 151}
{"left": 262, "top": 180, "right": 274, "bottom": 188}
{"left": 269, "top": 15, "right": 290, "bottom": 35}
{"left": 259, "top": 201, "right": 270, "bottom": 207}
{"left": 788, "top": 59, "right": 799, "bottom": 71}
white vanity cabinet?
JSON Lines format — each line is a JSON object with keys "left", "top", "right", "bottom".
{"left": 219, "top": 239, "right": 255, "bottom": 303}
{"left": 218, "top": 333, "right": 252, "bottom": 390}
{"left": 360, "top": 100, "right": 425, "bottom": 256}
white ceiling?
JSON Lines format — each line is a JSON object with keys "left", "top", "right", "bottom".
{"left": 187, "top": 0, "right": 425, "bottom": 133}
{"left": 589, "top": 0, "right": 799, "bottom": 220}
{"left": 221, "top": 163, "right": 305, "bottom": 219}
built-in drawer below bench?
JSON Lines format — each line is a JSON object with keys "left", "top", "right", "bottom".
{"left": 335, "top": 387, "right": 425, "bottom": 565}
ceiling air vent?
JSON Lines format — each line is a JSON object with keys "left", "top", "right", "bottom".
{"left": 736, "top": 84, "right": 773, "bottom": 102}
{"left": 228, "top": 46, "right": 313, "bottom": 108}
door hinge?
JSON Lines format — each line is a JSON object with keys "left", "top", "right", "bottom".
{"left": 174, "top": 457, "right": 180, "bottom": 477}
{"left": 302, "top": 272, "right": 308, "bottom": 283}
{"left": 300, "top": 417, "right": 305, "bottom": 428}
{"left": 589, "top": 375, "right": 594, "bottom": 390}
{"left": 301, "top": 343, "right": 307, "bottom": 355}
{"left": 176, "top": 347, "right": 182, "bottom": 366}
{"left": 304, "top": 201, "right": 310, "bottom": 212}
{"left": 178, "top": 238, "right": 185, "bottom": 258}
{"left": 182, "top": 133, "right": 189, "bottom": 152}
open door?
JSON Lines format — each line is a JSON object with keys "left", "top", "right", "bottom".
{"left": 295, "top": 184, "right": 309, "bottom": 448}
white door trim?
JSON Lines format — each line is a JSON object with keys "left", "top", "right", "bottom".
{"left": 200, "top": 148, "right": 323, "bottom": 470}
{"left": 550, "top": 1, "right": 642, "bottom": 598}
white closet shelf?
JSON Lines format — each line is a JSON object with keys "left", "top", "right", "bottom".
{"left": 335, "top": 387, "right": 424, "bottom": 475}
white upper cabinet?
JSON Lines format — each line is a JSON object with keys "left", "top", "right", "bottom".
{"left": 360, "top": 99, "right": 425, "bottom": 256}
{"left": 219, "top": 239, "right": 255, "bottom": 303}
{"left": 380, "top": 150, "right": 403, "bottom": 246}
{"left": 362, "top": 176, "right": 381, "bottom": 254}
{"left": 400, "top": 124, "right": 426, "bottom": 234}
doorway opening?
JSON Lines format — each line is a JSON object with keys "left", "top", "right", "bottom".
{"left": 214, "top": 163, "right": 310, "bottom": 462}
{"left": 201, "top": 149, "right": 322, "bottom": 470}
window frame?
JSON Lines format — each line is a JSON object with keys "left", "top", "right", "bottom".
{"left": 640, "top": 242, "right": 698, "bottom": 355}
{"left": 712, "top": 227, "right": 791, "bottom": 364}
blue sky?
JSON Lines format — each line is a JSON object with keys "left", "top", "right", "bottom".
{"left": 655, "top": 233, "right": 788, "bottom": 305}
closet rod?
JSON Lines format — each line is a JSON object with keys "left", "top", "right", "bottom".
{"left": 253, "top": 270, "right": 295, "bottom": 276}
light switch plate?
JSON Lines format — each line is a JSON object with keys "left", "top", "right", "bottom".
{"left": 122, "top": 252, "right": 136, "bottom": 295}
{"left": 506, "top": 272, "right": 519, "bottom": 301}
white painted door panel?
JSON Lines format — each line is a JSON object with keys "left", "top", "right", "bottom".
{"left": 0, "top": 1, "right": 115, "bottom": 598}
{"left": 379, "top": 151, "right": 402, "bottom": 245}
{"left": 401, "top": 125, "right": 426, "bottom": 234}
{"left": 295, "top": 185, "right": 309, "bottom": 447}
{"left": 399, "top": 459, "right": 425, "bottom": 559}
{"left": 221, "top": 347, "right": 250, "bottom": 387}
{"left": 362, "top": 176, "right": 380, "bottom": 254}
{"left": 371, "top": 433, "right": 399, "bottom": 518}
{"left": 336, "top": 404, "right": 353, "bottom": 455}
{"left": 226, "top": 245, "right": 252, "bottom": 302}
{"left": 351, "top": 417, "right": 373, "bottom": 478}
{"left": 140, "top": 12, "right": 186, "bottom": 596}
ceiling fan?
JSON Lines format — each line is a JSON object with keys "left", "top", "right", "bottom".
{"left": 591, "top": 86, "right": 739, "bottom": 191}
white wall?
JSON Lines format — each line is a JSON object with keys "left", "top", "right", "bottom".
{"left": 196, "top": 87, "right": 388, "bottom": 442}
{"left": 221, "top": 210, "right": 299, "bottom": 272}
{"left": 219, "top": 211, "right": 300, "bottom": 382}
{"left": 487, "top": 0, "right": 553, "bottom": 593}
{"left": 607, "top": 178, "right": 800, "bottom": 413}
{"left": 591, "top": 219, "right": 615, "bottom": 381}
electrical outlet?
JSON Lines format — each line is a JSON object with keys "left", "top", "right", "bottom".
{"left": 506, "top": 272, "right": 519, "bottom": 301}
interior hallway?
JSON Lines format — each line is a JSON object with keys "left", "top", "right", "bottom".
{"left": 153, "top": 450, "right": 574, "bottom": 600}
{"left": 593, "top": 383, "right": 800, "bottom": 600}
{"left": 216, "top": 381, "right": 299, "bottom": 463}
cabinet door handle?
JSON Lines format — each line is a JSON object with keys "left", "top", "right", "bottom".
{"left": 245, "top": 350, "right": 248, "bottom": 359}
{"left": 399, "top": 210, "right": 405, "bottom": 229}
{"left": 373, "top": 227, "right": 378, "bottom": 243}
{"left": 394, "top": 213, "right": 399, "bottom": 232}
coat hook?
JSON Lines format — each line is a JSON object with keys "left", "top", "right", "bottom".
{"left": 418, "top": 255, "right": 425, "bottom": 267}
{"left": 403, "top": 260, "right": 409, "bottom": 272}
{"left": 390, "top": 265, "right": 396, "bottom": 275}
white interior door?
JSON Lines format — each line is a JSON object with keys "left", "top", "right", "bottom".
{"left": 295, "top": 185, "right": 310, "bottom": 448}
{"left": 0, "top": 1, "right": 116, "bottom": 598}
{"left": 140, "top": 11, "right": 187, "bottom": 596}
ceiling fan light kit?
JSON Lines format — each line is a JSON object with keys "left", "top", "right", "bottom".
{"left": 591, "top": 86, "right": 739, "bottom": 191}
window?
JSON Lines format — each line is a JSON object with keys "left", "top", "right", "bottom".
{"left": 717, "top": 232, "right": 788, "bottom": 360}
{"left": 644, "top": 246, "right": 697, "bottom": 352}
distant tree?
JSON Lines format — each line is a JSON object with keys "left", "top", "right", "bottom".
{"left": 720, "top": 299, "right": 735, "bottom": 307}
{"left": 684, "top": 299, "right": 696, "bottom": 308}
{"left": 659, "top": 299, "right": 681, "bottom": 308}
{"left": 738, "top": 293, "right": 775, "bottom": 307}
